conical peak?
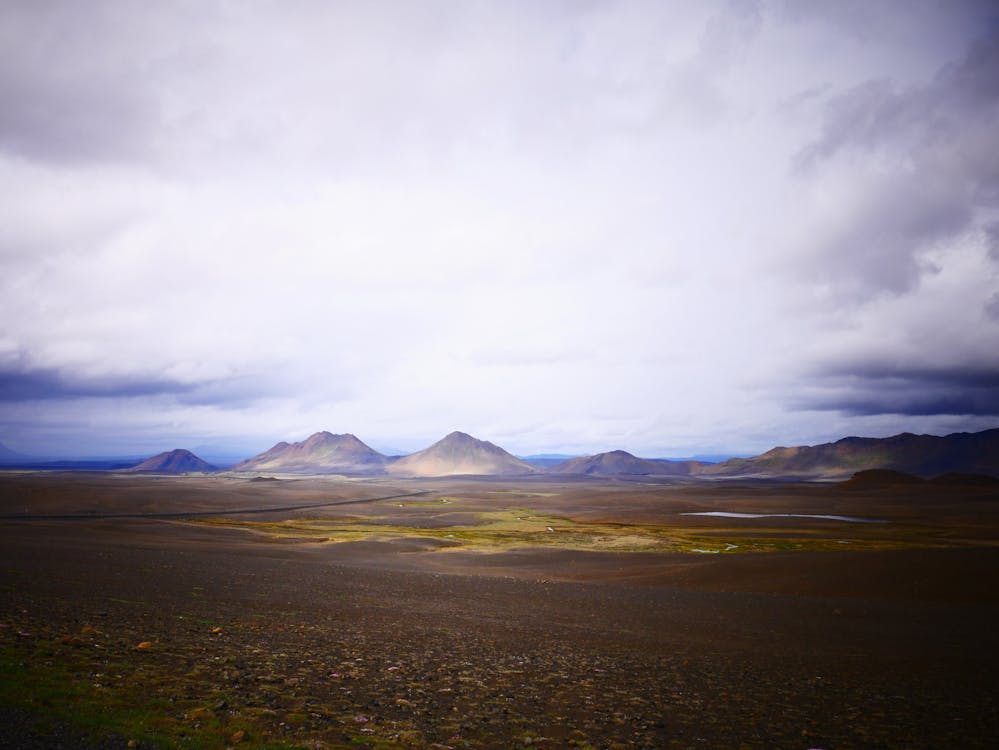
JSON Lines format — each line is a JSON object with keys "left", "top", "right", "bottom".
{"left": 604, "top": 449, "right": 637, "bottom": 459}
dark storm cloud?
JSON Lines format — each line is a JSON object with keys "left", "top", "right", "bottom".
{"left": 794, "top": 26, "right": 999, "bottom": 297}
{"left": 0, "top": 367, "right": 274, "bottom": 408}
{"left": 0, "top": 367, "right": 194, "bottom": 402}
{"left": 798, "top": 365, "right": 999, "bottom": 417}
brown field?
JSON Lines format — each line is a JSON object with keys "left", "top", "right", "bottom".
{"left": 1, "top": 472, "right": 998, "bottom": 749}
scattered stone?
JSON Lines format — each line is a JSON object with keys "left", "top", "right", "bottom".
{"left": 187, "top": 707, "right": 213, "bottom": 722}
{"left": 134, "top": 641, "right": 153, "bottom": 650}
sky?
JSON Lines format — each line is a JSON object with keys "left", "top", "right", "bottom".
{"left": 1, "top": 0, "right": 998, "bottom": 460}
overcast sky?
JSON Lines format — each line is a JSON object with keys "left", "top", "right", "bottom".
{"left": 2, "top": 0, "right": 998, "bottom": 459}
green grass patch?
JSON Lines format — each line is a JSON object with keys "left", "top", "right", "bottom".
{"left": 0, "top": 635, "right": 366, "bottom": 749}
{"left": 191, "top": 507, "right": 943, "bottom": 556}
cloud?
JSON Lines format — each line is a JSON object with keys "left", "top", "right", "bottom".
{"left": 1, "top": 2, "right": 997, "bottom": 457}
{"left": 789, "top": 25, "right": 999, "bottom": 299}
{"left": 0, "top": 364, "right": 298, "bottom": 410}
{"left": 0, "top": 367, "right": 194, "bottom": 402}
{"left": 0, "top": 2, "right": 180, "bottom": 164}
{"left": 986, "top": 293, "right": 999, "bottom": 321}
{"left": 798, "top": 362, "right": 999, "bottom": 417}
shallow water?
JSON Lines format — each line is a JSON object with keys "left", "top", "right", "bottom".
{"left": 681, "top": 511, "right": 887, "bottom": 523}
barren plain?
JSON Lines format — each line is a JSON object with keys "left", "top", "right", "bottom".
{"left": 1, "top": 472, "right": 998, "bottom": 749}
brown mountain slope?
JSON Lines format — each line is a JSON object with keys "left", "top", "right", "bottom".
{"left": 701, "top": 428, "right": 999, "bottom": 479}
{"left": 387, "top": 432, "right": 536, "bottom": 477}
{"left": 232, "top": 432, "right": 387, "bottom": 475}
{"left": 123, "top": 449, "right": 217, "bottom": 473}
{"left": 551, "top": 450, "right": 701, "bottom": 476}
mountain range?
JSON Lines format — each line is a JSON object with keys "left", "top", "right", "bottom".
{"left": 8, "top": 427, "right": 997, "bottom": 479}
{"left": 697, "top": 428, "right": 999, "bottom": 479}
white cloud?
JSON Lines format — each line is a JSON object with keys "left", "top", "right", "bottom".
{"left": 1, "top": 1, "right": 997, "bottom": 457}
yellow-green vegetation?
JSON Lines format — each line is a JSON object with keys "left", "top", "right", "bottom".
{"left": 0, "top": 629, "right": 409, "bottom": 750}
{"left": 0, "top": 640, "right": 260, "bottom": 749}
{"left": 191, "top": 504, "right": 936, "bottom": 554}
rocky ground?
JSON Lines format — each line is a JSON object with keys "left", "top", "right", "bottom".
{"left": 1, "top": 474, "right": 998, "bottom": 749}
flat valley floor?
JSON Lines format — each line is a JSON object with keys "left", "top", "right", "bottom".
{"left": 1, "top": 473, "right": 998, "bottom": 749}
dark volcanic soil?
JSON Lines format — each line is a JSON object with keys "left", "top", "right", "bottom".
{"left": 1, "top": 474, "right": 998, "bottom": 749}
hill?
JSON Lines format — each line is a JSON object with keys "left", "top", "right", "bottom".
{"left": 231, "top": 432, "right": 388, "bottom": 475}
{"left": 0, "top": 441, "right": 28, "bottom": 464}
{"left": 840, "top": 469, "right": 925, "bottom": 488}
{"left": 387, "top": 432, "right": 536, "bottom": 477}
{"left": 702, "top": 428, "right": 999, "bottom": 480}
{"left": 551, "top": 450, "right": 702, "bottom": 476}
{"left": 123, "top": 449, "right": 217, "bottom": 473}
{"left": 928, "top": 472, "right": 999, "bottom": 487}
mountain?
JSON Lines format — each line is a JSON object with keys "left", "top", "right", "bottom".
{"left": 702, "top": 428, "right": 999, "bottom": 479}
{"left": 387, "top": 431, "right": 536, "bottom": 477}
{"left": 550, "top": 450, "right": 702, "bottom": 476}
{"left": 0, "top": 441, "right": 28, "bottom": 464}
{"left": 520, "top": 454, "right": 581, "bottom": 469}
{"left": 231, "top": 432, "right": 388, "bottom": 475}
{"left": 123, "top": 449, "right": 217, "bottom": 473}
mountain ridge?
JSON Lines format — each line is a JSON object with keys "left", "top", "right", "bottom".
{"left": 700, "top": 428, "right": 999, "bottom": 479}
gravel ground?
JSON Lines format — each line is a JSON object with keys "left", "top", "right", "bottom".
{"left": 1, "top": 474, "right": 998, "bottom": 749}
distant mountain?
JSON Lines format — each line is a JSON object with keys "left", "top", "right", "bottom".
{"left": 387, "top": 431, "right": 536, "bottom": 477}
{"left": 520, "top": 453, "right": 580, "bottom": 469}
{"left": 0, "top": 441, "right": 28, "bottom": 463}
{"left": 702, "top": 428, "right": 999, "bottom": 479}
{"left": 123, "top": 449, "right": 217, "bottom": 474}
{"left": 231, "top": 432, "right": 388, "bottom": 475}
{"left": 550, "top": 450, "right": 702, "bottom": 476}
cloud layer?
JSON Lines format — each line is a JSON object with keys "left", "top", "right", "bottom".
{"left": 1, "top": 1, "right": 997, "bottom": 457}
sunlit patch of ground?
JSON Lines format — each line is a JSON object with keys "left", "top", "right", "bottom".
{"left": 191, "top": 498, "right": 973, "bottom": 555}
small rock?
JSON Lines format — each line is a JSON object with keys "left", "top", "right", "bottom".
{"left": 212, "top": 627, "right": 223, "bottom": 634}
{"left": 231, "top": 729, "right": 246, "bottom": 743}
{"left": 187, "top": 707, "right": 213, "bottom": 722}
{"left": 134, "top": 641, "right": 153, "bottom": 651}
{"left": 127, "top": 741, "right": 139, "bottom": 749}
